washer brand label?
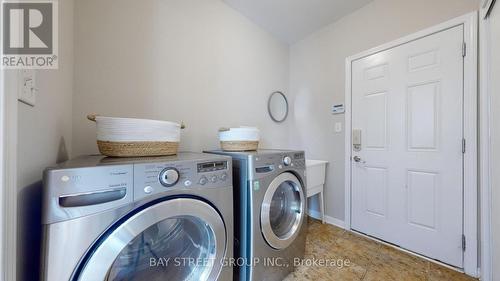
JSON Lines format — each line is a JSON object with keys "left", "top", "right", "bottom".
{"left": 294, "top": 152, "right": 305, "bottom": 159}
{"left": 110, "top": 171, "right": 128, "bottom": 176}
{"left": 109, "top": 183, "right": 127, "bottom": 188}
{"left": 60, "top": 175, "right": 81, "bottom": 183}
{"left": 253, "top": 181, "right": 260, "bottom": 191}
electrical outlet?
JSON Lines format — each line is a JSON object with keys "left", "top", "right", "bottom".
{"left": 18, "top": 70, "right": 37, "bottom": 106}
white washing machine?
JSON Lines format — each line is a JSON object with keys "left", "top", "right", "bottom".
{"left": 41, "top": 153, "right": 233, "bottom": 281}
{"left": 205, "top": 149, "right": 307, "bottom": 281}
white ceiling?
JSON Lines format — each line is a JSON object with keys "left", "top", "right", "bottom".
{"left": 223, "top": 0, "right": 373, "bottom": 44}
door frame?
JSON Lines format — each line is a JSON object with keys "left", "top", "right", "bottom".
{"left": 1, "top": 0, "right": 19, "bottom": 278}
{"left": 344, "top": 12, "right": 478, "bottom": 277}
{"left": 0, "top": 69, "right": 18, "bottom": 281}
{"left": 478, "top": 1, "right": 495, "bottom": 280}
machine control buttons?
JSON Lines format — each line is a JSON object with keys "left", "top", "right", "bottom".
{"left": 283, "top": 156, "right": 292, "bottom": 166}
{"left": 184, "top": 180, "right": 192, "bottom": 187}
{"left": 144, "top": 186, "right": 153, "bottom": 194}
{"left": 209, "top": 175, "right": 218, "bottom": 183}
{"left": 220, "top": 172, "right": 228, "bottom": 181}
{"left": 199, "top": 176, "right": 208, "bottom": 185}
{"left": 159, "top": 168, "right": 180, "bottom": 187}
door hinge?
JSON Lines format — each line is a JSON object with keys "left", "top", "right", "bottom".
{"left": 462, "top": 138, "right": 466, "bottom": 154}
{"left": 462, "top": 234, "right": 466, "bottom": 251}
{"left": 462, "top": 42, "right": 467, "bottom": 57}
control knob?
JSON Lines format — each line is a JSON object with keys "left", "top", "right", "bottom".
{"left": 159, "top": 168, "right": 180, "bottom": 187}
{"left": 210, "top": 175, "right": 218, "bottom": 183}
{"left": 283, "top": 156, "right": 292, "bottom": 166}
{"left": 199, "top": 176, "right": 208, "bottom": 185}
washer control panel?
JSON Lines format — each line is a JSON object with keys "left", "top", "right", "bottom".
{"left": 251, "top": 151, "right": 305, "bottom": 180}
{"left": 134, "top": 158, "right": 231, "bottom": 200}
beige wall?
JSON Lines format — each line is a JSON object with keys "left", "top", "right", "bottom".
{"left": 16, "top": 0, "right": 74, "bottom": 280}
{"left": 487, "top": 2, "right": 500, "bottom": 280}
{"left": 288, "top": 0, "right": 479, "bottom": 220}
{"left": 17, "top": 0, "right": 74, "bottom": 188}
{"left": 72, "top": 0, "right": 291, "bottom": 156}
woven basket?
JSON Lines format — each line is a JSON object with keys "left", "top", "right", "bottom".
{"left": 88, "top": 114, "right": 183, "bottom": 157}
{"left": 97, "top": 140, "right": 179, "bottom": 157}
{"left": 220, "top": 141, "right": 259, "bottom": 151}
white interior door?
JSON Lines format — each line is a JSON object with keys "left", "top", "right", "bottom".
{"left": 350, "top": 25, "right": 464, "bottom": 268}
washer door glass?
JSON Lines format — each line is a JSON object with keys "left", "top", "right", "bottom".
{"left": 106, "top": 216, "right": 215, "bottom": 281}
{"left": 261, "top": 172, "right": 305, "bottom": 250}
{"left": 76, "top": 198, "right": 226, "bottom": 281}
{"left": 269, "top": 182, "right": 302, "bottom": 238}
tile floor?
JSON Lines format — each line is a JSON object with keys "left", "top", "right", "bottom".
{"left": 284, "top": 218, "right": 478, "bottom": 281}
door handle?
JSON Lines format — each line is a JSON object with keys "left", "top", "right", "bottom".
{"left": 59, "top": 187, "right": 127, "bottom": 207}
{"left": 353, "top": 156, "right": 366, "bottom": 164}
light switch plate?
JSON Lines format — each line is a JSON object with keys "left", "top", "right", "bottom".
{"left": 335, "top": 122, "right": 342, "bottom": 133}
{"left": 18, "top": 70, "right": 37, "bottom": 106}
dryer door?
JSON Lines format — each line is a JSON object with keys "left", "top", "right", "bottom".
{"left": 75, "top": 198, "right": 226, "bottom": 281}
{"left": 260, "top": 172, "right": 305, "bottom": 249}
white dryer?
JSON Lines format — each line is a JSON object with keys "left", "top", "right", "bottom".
{"left": 41, "top": 153, "right": 233, "bottom": 281}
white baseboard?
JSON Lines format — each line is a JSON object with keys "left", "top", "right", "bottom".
{"left": 307, "top": 209, "right": 346, "bottom": 229}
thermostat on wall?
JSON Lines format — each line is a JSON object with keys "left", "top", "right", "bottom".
{"left": 332, "top": 104, "right": 344, "bottom": 114}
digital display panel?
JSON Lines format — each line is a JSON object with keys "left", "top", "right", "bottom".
{"left": 197, "top": 161, "right": 227, "bottom": 173}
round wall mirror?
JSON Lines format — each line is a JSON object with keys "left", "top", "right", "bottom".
{"left": 268, "top": 91, "right": 289, "bottom": 123}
